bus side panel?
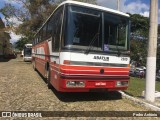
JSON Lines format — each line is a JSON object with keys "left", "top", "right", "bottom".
{"left": 36, "top": 57, "right": 45, "bottom": 76}
{"left": 50, "top": 62, "right": 60, "bottom": 90}
{"left": 35, "top": 41, "right": 49, "bottom": 77}
{"left": 47, "top": 38, "right": 62, "bottom": 90}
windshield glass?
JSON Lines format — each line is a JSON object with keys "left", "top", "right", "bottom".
{"left": 65, "top": 6, "right": 102, "bottom": 50}
{"left": 24, "top": 48, "right": 32, "bottom": 57}
{"left": 104, "top": 13, "right": 129, "bottom": 51}
{"left": 64, "top": 5, "right": 129, "bottom": 52}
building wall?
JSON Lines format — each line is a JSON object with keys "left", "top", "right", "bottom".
{"left": 0, "top": 17, "right": 11, "bottom": 57}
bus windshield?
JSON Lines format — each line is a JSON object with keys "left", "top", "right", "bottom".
{"left": 65, "top": 5, "right": 129, "bottom": 52}
{"left": 24, "top": 47, "right": 32, "bottom": 57}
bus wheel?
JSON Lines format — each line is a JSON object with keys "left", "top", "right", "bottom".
{"left": 47, "top": 69, "right": 52, "bottom": 89}
{"left": 32, "top": 61, "right": 36, "bottom": 71}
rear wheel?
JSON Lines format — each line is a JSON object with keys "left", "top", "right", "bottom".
{"left": 32, "top": 60, "right": 36, "bottom": 71}
{"left": 46, "top": 68, "right": 52, "bottom": 89}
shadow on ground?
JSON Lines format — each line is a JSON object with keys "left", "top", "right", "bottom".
{"left": 123, "top": 91, "right": 133, "bottom": 97}
{"left": 0, "top": 58, "right": 11, "bottom": 62}
{"left": 51, "top": 89, "right": 122, "bottom": 102}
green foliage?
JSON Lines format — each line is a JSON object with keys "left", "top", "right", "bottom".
{"left": 129, "top": 14, "right": 149, "bottom": 38}
{"left": 15, "top": 37, "right": 31, "bottom": 50}
{"left": 129, "top": 14, "right": 160, "bottom": 70}
{"left": 130, "top": 40, "right": 147, "bottom": 65}
{"left": 0, "top": 0, "right": 57, "bottom": 38}
{"left": 125, "top": 77, "right": 160, "bottom": 97}
{"left": 129, "top": 14, "right": 149, "bottom": 66}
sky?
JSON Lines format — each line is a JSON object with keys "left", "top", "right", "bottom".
{"left": 0, "top": 0, "right": 160, "bottom": 43}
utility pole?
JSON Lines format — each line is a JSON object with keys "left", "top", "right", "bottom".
{"left": 145, "top": 0, "right": 158, "bottom": 102}
{"left": 117, "top": 0, "right": 120, "bottom": 11}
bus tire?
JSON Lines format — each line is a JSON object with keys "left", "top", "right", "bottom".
{"left": 47, "top": 69, "right": 52, "bottom": 89}
{"left": 32, "top": 61, "right": 36, "bottom": 71}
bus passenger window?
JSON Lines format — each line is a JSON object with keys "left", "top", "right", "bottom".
{"left": 52, "top": 7, "right": 63, "bottom": 52}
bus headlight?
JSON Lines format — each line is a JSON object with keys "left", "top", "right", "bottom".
{"left": 116, "top": 81, "right": 128, "bottom": 87}
{"left": 66, "top": 81, "right": 85, "bottom": 87}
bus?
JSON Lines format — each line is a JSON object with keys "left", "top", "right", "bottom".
{"left": 23, "top": 44, "right": 32, "bottom": 62}
{"left": 32, "top": 1, "right": 130, "bottom": 92}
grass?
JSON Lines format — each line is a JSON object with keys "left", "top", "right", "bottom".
{"left": 124, "top": 77, "right": 160, "bottom": 97}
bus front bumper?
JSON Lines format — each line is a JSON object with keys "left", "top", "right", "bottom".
{"left": 24, "top": 57, "right": 32, "bottom": 62}
{"left": 58, "top": 78, "right": 129, "bottom": 92}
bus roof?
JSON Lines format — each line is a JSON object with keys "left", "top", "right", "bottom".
{"left": 61, "top": 0, "right": 129, "bottom": 17}
{"left": 35, "top": 0, "right": 129, "bottom": 37}
{"left": 25, "top": 44, "right": 32, "bottom": 47}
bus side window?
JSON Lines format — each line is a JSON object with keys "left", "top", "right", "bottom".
{"left": 42, "top": 25, "right": 47, "bottom": 41}
{"left": 37, "top": 33, "right": 39, "bottom": 43}
{"left": 39, "top": 30, "right": 43, "bottom": 42}
{"left": 33, "top": 39, "right": 35, "bottom": 45}
{"left": 52, "top": 14, "right": 57, "bottom": 51}
{"left": 52, "top": 6, "right": 63, "bottom": 52}
{"left": 47, "top": 15, "right": 54, "bottom": 39}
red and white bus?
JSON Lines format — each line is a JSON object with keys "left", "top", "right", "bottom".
{"left": 32, "top": 1, "right": 130, "bottom": 92}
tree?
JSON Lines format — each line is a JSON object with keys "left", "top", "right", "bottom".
{"left": 15, "top": 37, "right": 31, "bottom": 50}
{"left": 129, "top": 14, "right": 149, "bottom": 39}
{"left": 0, "top": 0, "right": 57, "bottom": 40}
{"left": 130, "top": 40, "right": 147, "bottom": 66}
{"left": 129, "top": 14, "right": 149, "bottom": 66}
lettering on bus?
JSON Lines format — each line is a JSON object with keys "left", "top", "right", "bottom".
{"left": 93, "top": 56, "right": 109, "bottom": 61}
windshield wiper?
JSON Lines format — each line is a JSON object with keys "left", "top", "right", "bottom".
{"left": 84, "top": 23, "right": 101, "bottom": 54}
{"left": 84, "top": 33, "right": 99, "bottom": 54}
{"left": 116, "top": 45, "right": 121, "bottom": 57}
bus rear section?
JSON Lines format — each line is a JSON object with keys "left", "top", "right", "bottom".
{"left": 23, "top": 44, "right": 32, "bottom": 62}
